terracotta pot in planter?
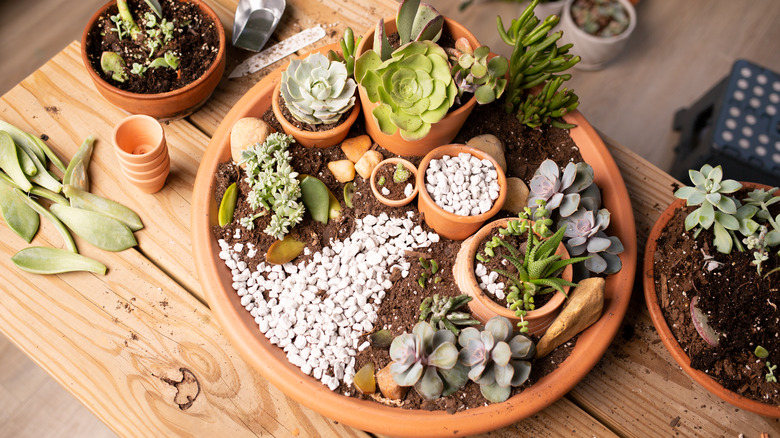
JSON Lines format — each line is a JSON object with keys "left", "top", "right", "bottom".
{"left": 644, "top": 181, "right": 780, "bottom": 418}
{"left": 453, "top": 217, "right": 572, "bottom": 336}
{"left": 354, "top": 17, "right": 480, "bottom": 157}
{"left": 558, "top": 0, "right": 636, "bottom": 71}
{"left": 370, "top": 158, "right": 418, "bottom": 207}
{"left": 271, "top": 82, "right": 360, "bottom": 148}
{"left": 417, "top": 144, "right": 506, "bottom": 240}
{"left": 80, "top": 0, "right": 226, "bottom": 120}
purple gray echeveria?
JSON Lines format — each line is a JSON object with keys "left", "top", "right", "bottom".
{"left": 528, "top": 159, "right": 594, "bottom": 217}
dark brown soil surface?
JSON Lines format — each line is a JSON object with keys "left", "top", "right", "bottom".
{"left": 653, "top": 195, "right": 780, "bottom": 405}
{"left": 374, "top": 162, "right": 414, "bottom": 201}
{"left": 85, "top": 0, "right": 219, "bottom": 94}
{"left": 211, "top": 95, "right": 586, "bottom": 411}
{"left": 277, "top": 92, "right": 352, "bottom": 132}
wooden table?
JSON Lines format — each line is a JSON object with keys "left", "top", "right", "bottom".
{"left": 1, "top": 1, "right": 778, "bottom": 436}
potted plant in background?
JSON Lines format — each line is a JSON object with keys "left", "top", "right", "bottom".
{"left": 558, "top": 0, "right": 636, "bottom": 70}
{"left": 645, "top": 164, "right": 780, "bottom": 417}
{"left": 81, "top": 0, "right": 226, "bottom": 119}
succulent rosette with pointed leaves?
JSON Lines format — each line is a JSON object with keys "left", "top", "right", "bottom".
{"left": 528, "top": 159, "right": 594, "bottom": 218}
{"left": 560, "top": 207, "right": 623, "bottom": 274}
{"left": 458, "top": 316, "right": 535, "bottom": 403}
{"left": 389, "top": 321, "right": 468, "bottom": 399}
{"left": 280, "top": 53, "right": 357, "bottom": 125}
{"left": 355, "top": 40, "right": 458, "bottom": 141}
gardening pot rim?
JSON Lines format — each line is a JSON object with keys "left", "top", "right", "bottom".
{"left": 370, "top": 157, "right": 419, "bottom": 207}
{"left": 643, "top": 181, "right": 780, "bottom": 418}
{"left": 191, "top": 41, "right": 638, "bottom": 437}
{"left": 562, "top": 0, "right": 637, "bottom": 43}
{"left": 80, "top": 0, "right": 226, "bottom": 102}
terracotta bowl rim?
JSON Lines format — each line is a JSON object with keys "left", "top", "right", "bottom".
{"left": 370, "top": 157, "right": 419, "bottom": 207}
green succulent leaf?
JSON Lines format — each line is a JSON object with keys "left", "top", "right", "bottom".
{"left": 415, "top": 366, "right": 444, "bottom": 399}
{"left": 714, "top": 211, "right": 739, "bottom": 230}
{"left": 712, "top": 221, "right": 732, "bottom": 254}
{"left": 480, "top": 381, "right": 511, "bottom": 403}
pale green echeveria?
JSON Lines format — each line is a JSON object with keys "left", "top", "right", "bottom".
{"left": 355, "top": 40, "right": 457, "bottom": 141}
{"left": 280, "top": 52, "right": 356, "bottom": 125}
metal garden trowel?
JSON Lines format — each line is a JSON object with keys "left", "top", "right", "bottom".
{"left": 232, "top": 0, "right": 286, "bottom": 52}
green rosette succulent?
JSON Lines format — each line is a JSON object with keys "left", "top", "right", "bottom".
{"left": 280, "top": 53, "right": 357, "bottom": 125}
{"left": 355, "top": 40, "right": 457, "bottom": 141}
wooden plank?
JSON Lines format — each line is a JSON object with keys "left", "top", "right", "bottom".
{"left": 0, "top": 218, "right": 369, "bottom": 438}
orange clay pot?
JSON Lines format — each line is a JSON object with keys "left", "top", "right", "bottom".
{"left": 644, "top": 181, "right": 780, "bottom": 418}
{"left": 120, "top": 162, "right": 170, "bottom": 194}
{"left": 370, "top": 158, "right": 418, "bottom": 207}
{"left": 113, "top": 114, "right": 168, "bottom": 167}
{"left": 271, "top": 82, "right": 360, "bottom": 148}
{"left": 453, "top": 218, "right": 572, "bottom": 337}
{"left": 416, "top": 144, "right": 506, "bottom": 240}
{"left": 121, "top": 153, "right": 170, "bottom": 181}
{"left": 354, "top": 17, "right": 479, "bottom": 157}
{"left": 191, "top": 41, "right": 638, "bottom": 438}
{"left": 80, "top": 0, "right": 226, "bottom": 120}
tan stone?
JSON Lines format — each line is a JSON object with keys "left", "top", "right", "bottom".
{"left": 327, "top": 160, "right": 356, "bottom": 183}
{"left": 341, "top": 135, "right": 372, "bottom": 163}
{"left": 466, "top": 134, "right": 506, "bottom": 172}
{"left": 535, "top": 277, "right": 605, "bottom": 358}
{"left": 354, "top": 150, "right": 383, "bottom": 179}
{"left": 376, "top": 363, "right": 409, "bottom": 401}
{"left": 230, "top": 117, "right": 274, "bottom": 164}
{"left": 502, "top": 177, "right": 530, "bottom": 214}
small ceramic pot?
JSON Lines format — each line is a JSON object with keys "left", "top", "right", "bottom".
{"left": 370, "top": 158, "right": 418, "bottom": 207}
{"left": 355, "top": 17, "right": 479, "bottom": 157}
{"left": 534, "top": 0, "right": 567, "bottom": 19}
{"left": 644, "top": 181, "right": 780, "bottom": 418}
{"left": 121, "top": 164, "right": 170, "bottom": 194}
{"left": 80, "top": 0, "right": 226, "bottom": 120}
{"left": 416, "top": 144, "right": 506, "bottom": 240}
{"left": 121, "top": 154, "right": 170, "bottom": 181}
{"left": 558, "top": 0, "right": 636, "bottom": 71}
{"left": 271, "top": 82, "right": 360, "bottom": 148}
{"left": 113, "top": 114, "right": 171, "bottom": 193}
{"left": 453, "top": 217, "right": 572, "bottom": 336}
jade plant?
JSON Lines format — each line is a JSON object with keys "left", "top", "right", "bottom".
{"left": 389, "top": 321, "right": 468, "bottom": 399}
{"left": 238, "top": 133, "right": 305, "bottom": 240}
{"left": 498, "top": 0, "right": 581, "bottom": 128}
{"left": 458, "top": 316, "right": 535, "bottom": 403}
{"left": 280, "top": 53, "right": 357, "bottom": 125}
{"left": 419, "top": 294, "right": 480, "bottom": 335}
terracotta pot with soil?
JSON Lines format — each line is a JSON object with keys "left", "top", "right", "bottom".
{"left": 416, "top": 144, "right": 506, "bottom": 240}
{"left": 454, "top": 217, "right": 572, "bottom": 336}
{"left": 644, "top": 180, "right": 780, "bottom": 418}
{"left": 354, "top": 17, "right": 480, "bottom": 157}
{"left": 81, "top": 0, "right": 226, "bottom": 119}
{"left": 370, "top": 158, "right": 418, "bottom": 207}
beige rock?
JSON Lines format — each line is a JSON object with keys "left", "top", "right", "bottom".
{"left": 230, "top": 117, "right": 274, "bottom": 164}
{"left": 341, "top": 135, "right": 372, "bottom": 163}
{"left": 354, "top": 150, "right": 383, "bottom": 179}
{"left": 466, "top": 134, "right": 506, "bottom": 172}
{"left": 535, "top": 277, "right": 605, "bottom": 358}
{"left": 502, "top": 177, "right": 530, "bottom": 214}
{"left": 376, "top": 363, "right": 409, "bottom": 401}
{"left": 327, "top": 160, "right": 356, "bottom": 183}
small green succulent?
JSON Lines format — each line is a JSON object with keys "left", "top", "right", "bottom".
{"left": 448, "top": 38, "right": 508, "bottom": 105}
{"left": 280, "top": 53, "right": 357, "bottom": 125}
{"left": 393, "top": 163, "right": 411, "bottom": 183}
{"left": 355, "top": 40, "right": 457, "bottom": 141}
{"left": 458, "top": 316, "right": 535, "bottom": 403}
{"left": 327, "top": 27, "right": 362, "bottom": 78}
{"left": 419, "top": 294, "right": 480, "bottom": 335}
{"left": 389, "top": 321, "right": 468, "bottom": 399}
{"left": 674, "top": 164, "right": 742, "bottom": 253}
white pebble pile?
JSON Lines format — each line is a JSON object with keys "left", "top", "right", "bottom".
{"left": 218, "top": 212, "right": 440, "bottom": 393}
{"left": 476, "top": 263, "right": 506, "bottom": 301}
{"left": 425, "top": 152, "right": 500, "bottom": 216}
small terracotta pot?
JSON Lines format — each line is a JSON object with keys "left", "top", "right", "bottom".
{"left": 644, "top": 181, "right": 780, "bottom": 418}
{"left": 121, "top": 153, "right": 170, "bottom": 181}
{"left": 416, "top": 144, "right": 506, "bottom": 240}
{"left": 354, "top": 17, "right": 479, "bottom": 157}
{"left": 453, "top": 217, "right": 572, "bottom": 336}
{"left": 558, "top": 0, "right": 636, "bottom": 71}
{"left": 117, "top": 144, "right": 169, "bottom": 173}
{"left": 271, "top": 82, "right": 360, "bottom": 148}
{"left": 370, "top": 158, "right": 418, "bottom": 207}
{"left": 121, "top": 163, "right": 170, "bottom": 194}
{"left": 113, "top": 114, "right": 168, "bottom": 163}
{"left": 80, "top": 0, "right": 226, "bottom": 120}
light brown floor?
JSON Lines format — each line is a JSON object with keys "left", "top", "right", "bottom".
{"left": 1, "top": 1, "right": 780, "bottom": 437}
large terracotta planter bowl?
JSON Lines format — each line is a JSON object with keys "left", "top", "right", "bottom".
{"left": 644, "top": 182, "right": 780, "bottom": 418}
{"left": 81, "top": 0, "right": 226, "bottom": 120}
{"left": 191, "top": 42, "right": 637, "bottom": 437}
{"left": 354, "top": 17, "right": 479, "bottom": 157}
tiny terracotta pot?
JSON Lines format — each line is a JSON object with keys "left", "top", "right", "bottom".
{"left": 453, "top": 218, "right": 572, "bottom": 337}
{"left": 121, "top": 153, "right": 170, "bottom": 181}
{"left": 370, "top": 158, "right": 418, "bottom": 207}
{"left": 117, "top": 144, "right": 169, "bottom": 173}
{"left": 80, "top": 0, "right": 226, "bottom": 120}
{"left": 121, "top": 162, "right": 170, "bottom": 194}
{"left": 644, "top": 181, "right": 780, "bottom": 418}
{"left": 113, "top": 114, "right": 168, "bottom": 165}
{"left": 416, "top": 144, "right": 506, "bottom": 240}
{"left": 354, "top": 17, "right": 479, "bottom": 157}
{"left": 271, "top": 82, "right": 360, "bottom": 148}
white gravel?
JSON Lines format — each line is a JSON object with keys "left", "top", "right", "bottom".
{"left": 425, "top": 152, "right": 499, "bottom": 216}
{"left": 476, "top": 262, "right": 506, "bottom": 301}
{"left": 218, "top": 212, "right": 440, "bottom": 393}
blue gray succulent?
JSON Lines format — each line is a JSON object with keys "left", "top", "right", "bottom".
{"left": 280, "top": 53, "right": 356, "bottom": 125}
{"left": 559, "top": 207, "right": 623, "bottom": 275}
{"left": 528, "top": 159, "right": 594, "bottom": 218}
